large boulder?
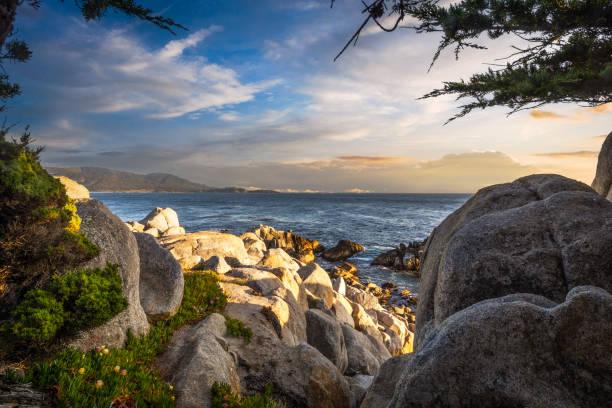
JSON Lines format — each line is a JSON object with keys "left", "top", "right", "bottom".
{"left": 592, "top": 131, "right": 612, "bottom": 200}
{"left": 236, "top": 341, "right": 351, "bottom": 408}
{"left": 385, "top": 287, "right": 612, "bottom": 408}
{"left": 221, "top": 280, "right": 306, "bottom": 346}
{"left": 305, "top": 309, "right": 348, "bottom": 373}
{"left": 342, "top": 323, "right": 390, "bottom": 376}
{"left": 298, "top": 263, "right": 335, "bottom": 309}
{"left": 139, "top": 207, "right": 180, "bottom": 234}
{"left": 54, "top": 176, "right": 90, "bottom": 199}
{"left": 321, "top": 240, "right": 364, "bottom": 262}
{"left": 160, "top": 231, "right": 251, "bottom": 267}
{"left": 416, "top": 174, "right": 612, "bottom": 347}
{"left": 66, "top": 199, "right": 149, "bottom": 350}
{"left": 133, "top": 233, "right": 184, "bottom": 321}
{"left": 157, "top": 313, "right": 240, "bottom": 408}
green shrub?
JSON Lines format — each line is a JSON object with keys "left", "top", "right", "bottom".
{"left": 7, "top": 271, "right": 228, "bottom": 408}
{"left": 50, "top": 263, "right": 127, "bottom": 334}
{"left": 10, "top": 263, "right": 127, "bottom": 343}
{"left": 211, "top": 382, "right": 285, "bottom": 408}
{"left": 225, "top": 317, "right": 252, "bottom": 344}
{"left": 11, "top": 289, "right": 64, "bottom": 342}
{"left": 0, "top": 127, "right": 98, "bottom": 317}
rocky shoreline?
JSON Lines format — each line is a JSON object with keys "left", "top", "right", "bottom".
{"left": 4, "top": 138, "right": 612, "bottom": 408}
{"left": 120, "top": 208, "right": 416, "bottom": 406}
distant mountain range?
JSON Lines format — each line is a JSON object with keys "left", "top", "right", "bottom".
{"left": 46, "top": 167, "right": 278, "bottom": 193}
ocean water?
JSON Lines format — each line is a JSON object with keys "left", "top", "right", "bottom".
{"left": 92, "top": 193, "right": 470, "bottom": 292}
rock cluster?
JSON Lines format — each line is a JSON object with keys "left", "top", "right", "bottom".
{"left": 250, "top": 225, "right": 321, "bottom": 263}
{"left": 150, "top": 223, "right": 413, "bottom": 408}
{"left": 370, "top": 241, "right": 425, "bottom": 274}
{"left": 363, "top": 174, "right": 612, "bottom": 407}
{"left": 126, "top": 207, "right": 185, "bottom": 237}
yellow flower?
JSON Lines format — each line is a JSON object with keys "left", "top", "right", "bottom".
{"left": 103, "top": 349, "right": 109, "bottom": 355}
{"left": 114, "top": 366, "right": 120, "bottom": 373}
{"left": 169, "top": 385, "right": 174, "bottom": 391}
{"left": 95, "top": 380, "right": 104, "bottom": 388}
{"left": 99, "top": 353, "right": 103, "bottom": 357}
{"left": 81, "top": 354, "right": 85, "bottom": 359}
{"left": 171, "top": 396, "right": 175, "bottom": 401}
{"left": 78, "top": 367, "right": 85, "bottom": 375}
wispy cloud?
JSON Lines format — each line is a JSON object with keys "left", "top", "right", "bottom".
{"left": 19, "top": 24, "right": 280, "bottom": 119}
{"left": 532, "top": 151, "right": 599, "bottom": 159}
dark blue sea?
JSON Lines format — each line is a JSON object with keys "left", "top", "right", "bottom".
{"left": 92, "top": 193, "right": 470, "bottom": 292}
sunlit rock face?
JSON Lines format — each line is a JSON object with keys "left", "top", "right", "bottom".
{"left": 592, "top": 131, "right": 612, "bottom": 200}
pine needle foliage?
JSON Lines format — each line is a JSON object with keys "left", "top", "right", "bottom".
{"left": 337, "top": 0, "right": 612, "bottom": 122}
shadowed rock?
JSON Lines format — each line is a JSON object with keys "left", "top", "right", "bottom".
{"left": 134, "top": 232, "right": 184, "bottom": 321}
{"left": 322, "top": 240, "right": 364, "bottom": 262}
{"left": 416, "top": 174, "right": 611, "bottom": 347}
{"left": 384, "top": 287, "right": 612, "bottom": 408}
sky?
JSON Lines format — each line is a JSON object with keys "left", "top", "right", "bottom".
{"left": 6, "top": 0, "right": 611, "bottom": 192}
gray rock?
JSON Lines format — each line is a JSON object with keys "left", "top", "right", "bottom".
{"left": 202, "top": 255, "right": 231, "bottom": 274}
{"left": 298, "top": 263, "right": 335, "bottom": 309}
{"left": 134, "top": 232, "right": 184, "bottom": 321}
{"left": 346, "top": 375, "right": 373, "bottom": 408}
{"left": 360, "top": 354, "right": 413, "bottom": 408}
{"left": 305, "top": 309, "right": 348, "bottom": 373}
{"left": 341, "top": 323, "right": 390, "bottom": 376}
{"left": 592, "top": 131, "right": 612, "bottom": 200}
{"left": 416, "top": 174, "right": 612, "bottom": 348}
{"left": 387, "top": 287, "right": 612, "bottom": 408}
{"left": 237, "top": 342, "right": 351, "bottom": 408}
{"left": 66, "top": 199, "right": 149, "bottom": 350}
{"left": 157, "top": 313, "right": 240, "bottom": 408}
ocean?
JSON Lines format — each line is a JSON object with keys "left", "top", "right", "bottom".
{"left": 92, "top": 192, "right": 471, "bottom": 292}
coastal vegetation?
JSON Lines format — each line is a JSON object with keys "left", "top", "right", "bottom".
{"left": 0, "top": 130, "right": 99, "bottom": 318}
{"left": 8, "top": 263, "right": 127, "bottom": 344}
{"left": 1, "top": 271, "right": 230, "bottom": 407}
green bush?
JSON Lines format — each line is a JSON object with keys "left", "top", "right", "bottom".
{"left": 10, "top": 263, "right": 127, "bottom": 343}
{"left": 11, "top": 289, "right": 64, "bottom": 342}
{"left": 211, "top": 382, "right": 285, "bottom": 408}
{"left": 0, "top": 128, "right": 98, "bottom": 317}
{"left": 5, "top": 271, "right": 228, "bottom": 408}
{"left": 225, "top": 317, "right": 253, "bottom": 344}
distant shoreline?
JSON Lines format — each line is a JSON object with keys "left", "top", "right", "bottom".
{"left": 91, "top": 191, "right": 473, "bottom": 195}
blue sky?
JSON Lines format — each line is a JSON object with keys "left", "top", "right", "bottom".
{"left": 6, "top": 0, "right": 612, "bottom": 192}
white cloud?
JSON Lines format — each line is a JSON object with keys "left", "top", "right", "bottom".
{"left": 30, "top": 25, "right": 280, "bottom": 119}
